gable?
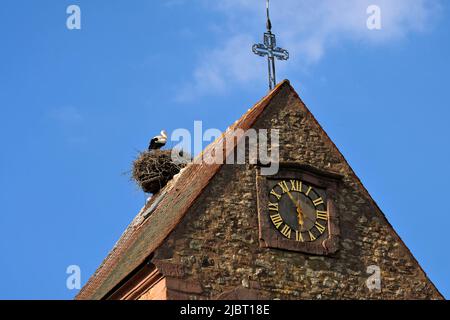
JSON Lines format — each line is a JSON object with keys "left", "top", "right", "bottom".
{"left": 77, "top": 81, "right": 442, "bottom": 300}
{"left": 150, "top": 83, "right": 442, "bottom": 299}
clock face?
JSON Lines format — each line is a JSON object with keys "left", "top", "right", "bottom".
{"left": 268, "top": 179, "right": 328, "bottom": 242}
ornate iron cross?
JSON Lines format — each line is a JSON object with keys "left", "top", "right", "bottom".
{"left": 253, "top": 0, "right": 289, "bottom": 91}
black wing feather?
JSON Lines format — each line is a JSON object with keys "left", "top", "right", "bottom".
{"left": 148, "top": 138, "right": 158, "bottom": 150}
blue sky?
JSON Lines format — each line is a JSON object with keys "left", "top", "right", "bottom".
{"left": 0, "top": 0, "right": 449, "bottom": 299}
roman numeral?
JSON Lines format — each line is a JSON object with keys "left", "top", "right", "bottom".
{"left": 270, "top": 214, "right": 283, "bottom": 229}
{"left": 270, "top": 189, "right": 282, "bottom": 200}
{"left": 305, "top": 186, "right": 313, "bottom": 196}
{"left": 277, "top": 181, "right": 290, "bottom": 194}
{"left": 308, "top": 231, "right": 316, "bottom": 241}
{"left": 313, "top": 197, "right": 324, "bottom": 207}
{"left": 290, "top": 180, "right": 302, "bottom": 192}
{"left": 316, "top": 210, "right": 328, "bottom": 221}
{"left": 296, "top": 231, "right": 304, "bottom": 242}
{"left": 281, "top": 225, "right": 292, "bottom": 239}
{"left": 268, "top": 202, "right": 279, "bottom": 212}
{"left": 315, "top": 222, "right": 326, "bottom": 234}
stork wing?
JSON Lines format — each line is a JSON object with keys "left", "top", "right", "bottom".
{"left": 149, "top": 138, "right": 157, "bottom": 150}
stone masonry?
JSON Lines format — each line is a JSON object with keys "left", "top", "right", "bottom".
{"left": 151, "top": 83, "right": 442, "bottom": 300}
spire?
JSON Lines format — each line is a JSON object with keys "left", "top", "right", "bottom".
{"left": 253, "top": 0, "right": 289, "bottom": 91}
{"left": 266, "top": 0, "right": 272, "bottom": 32}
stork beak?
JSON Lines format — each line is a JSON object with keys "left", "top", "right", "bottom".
{"left": 161, "top": 130, "right": 168, "bottom": 138}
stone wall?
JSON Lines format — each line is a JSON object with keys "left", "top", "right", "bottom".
{"left": 151, "top": 85, "right": 442, "bottom": 300}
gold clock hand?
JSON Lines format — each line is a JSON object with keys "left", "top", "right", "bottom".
{"left": 286, "top": 190, "right": 305, "bottom": 226}
{"left": 285, "top": 190, "right": 297, "bottom": 206}
{"left": 296, "top": 206, "right": 304, "bottom": 227}
{"left": 285, "top": 190, "right": 308, "bottom": 227}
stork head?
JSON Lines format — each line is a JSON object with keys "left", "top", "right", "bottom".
{"left": 160, "top": 130, "right": 168, "bottom": 139}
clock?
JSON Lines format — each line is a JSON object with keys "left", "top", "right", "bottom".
{"left": 256, "top": 164, "right": 342, "bottom": 255}
{"left": 268, "top": 179, "right": 328, "bottom": 242}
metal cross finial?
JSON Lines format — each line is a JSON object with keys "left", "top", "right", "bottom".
{"left": 252, "top": 0, "right": 289, "bottom": 91}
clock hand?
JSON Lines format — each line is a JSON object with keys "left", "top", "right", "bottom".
{"left": 285, "top": 190, "right": 296, "bottom": 204}
{"left": 295, "top": 194, "right": 312, "bottom": 228}
{"left": 296, "top": 197, "right": 316, "bottom": 224}
{"left": 286, "top": 190, "right": 305, "bottom": 227}
{"left": 296, "top": 206, "right": 304, "bottom": 227}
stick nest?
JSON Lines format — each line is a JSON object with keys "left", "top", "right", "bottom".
{"left": 132, "top": 149, "right": 188, "bottom": 194}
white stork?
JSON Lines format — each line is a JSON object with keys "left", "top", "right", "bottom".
{"left": 148, "top": 130, "right": 168, "bottom": 151}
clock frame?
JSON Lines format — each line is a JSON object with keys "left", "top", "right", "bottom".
{"left": 256, "top": 163, "right": 342, "bottom": 255}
